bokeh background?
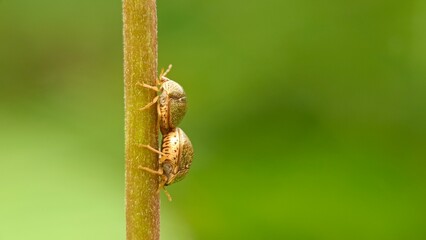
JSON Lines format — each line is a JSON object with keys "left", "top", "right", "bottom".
{"left": 1, "top": 0, "right": 426, "bottom": 239}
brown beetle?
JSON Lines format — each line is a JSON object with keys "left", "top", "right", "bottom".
{"left": 137, "top": 65, "right": 187, "bottom": 134}
{"left": 139, "top": 127, "right": 194, "bottom": 201}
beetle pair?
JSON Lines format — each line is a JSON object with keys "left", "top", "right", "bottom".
{"left": 137, "top": 65, "right": 194, "bottom": 201}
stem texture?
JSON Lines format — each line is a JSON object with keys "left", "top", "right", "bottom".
{"left": 123, "top": 0, "right": 159, "bottom": 239}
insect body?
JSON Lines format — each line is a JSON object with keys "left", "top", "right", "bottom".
{"left": 138, "top": 65, "right": 187, "bottom": 134}
{"left": 139, "top": 127, "right": 194, "bottom": 201}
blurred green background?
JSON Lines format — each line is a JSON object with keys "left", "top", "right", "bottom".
{"left": 1, "top": 0, "right": 426, "bottom": 239}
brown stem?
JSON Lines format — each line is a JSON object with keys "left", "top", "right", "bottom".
{"left": 123, "top": 0, "right": 159, "bottom": 239}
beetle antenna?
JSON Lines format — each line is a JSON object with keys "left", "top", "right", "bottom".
{"left": 159, "top": 64, "right": 172, "bottom": 82}
{"left": 163, "top": 64, "right": 173, "bottom": 77}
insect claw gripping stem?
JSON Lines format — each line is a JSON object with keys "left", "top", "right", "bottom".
{"left": 136, "top": 82, "right": 158, "bottom": 92}
{"left": 138, "top": 166, "right": 162, "bottom": 175}
{"left": 139, "top": 96, "right": 159, "bottom": 111}
{"left": 137, "top": 64, "right": 172, "bottom": 92}
{"left": 139, "top": 144, "right": 165, "bottom": 156}
{"left": 143, "top": 83, "right": 160, "bottom": 92}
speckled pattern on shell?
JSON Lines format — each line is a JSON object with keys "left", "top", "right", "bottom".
{"left": 158, "top": 91, "right": 170, "bottom": 134}
{"left": 174, "top": 128, "right": 193, "bottom": 183}
{"left": 159, "top": 80, "right": 187, "bottom": 134}
{"left": 160, "top": 128, "right": 193, "bottom": 185}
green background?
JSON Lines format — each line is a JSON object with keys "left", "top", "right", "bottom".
{"left": 1, "top": 0, "right": 426, "bottom": 239}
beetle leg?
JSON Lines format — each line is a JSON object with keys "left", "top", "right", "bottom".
{"left": 138, "top": 166, "right": 162, "bottom": 175}
{"left": 139, "top": 144, "right": 165, "bottom": 156}
{"left": 158, "top": 177, "right": 172, "bottom": 201}
{"left": 139, "top": 96, "right": 159, "bottom": 111}
{"left": 162, "top": 187, "right": 172, "bottom": 202}
{"left": 157, "top": 176, "right": 166, "bottom": 194}
{"left": 156, "top": 99, "right": 161, "bottom": 132}
{"left": 136, "top": 82, "right": 159, "bottom": 92}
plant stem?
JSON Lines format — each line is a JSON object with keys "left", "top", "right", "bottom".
{"left": 123, "top": 0, "right": 159, "bottom": 239}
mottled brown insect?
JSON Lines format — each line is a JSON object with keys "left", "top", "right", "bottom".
{"left": 137, "top": 65, "right": 187, "bottom": 134}
{"left": 139, "top": 127, "right": 194, "bottom": 201}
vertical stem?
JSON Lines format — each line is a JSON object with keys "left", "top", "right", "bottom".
{"left": 123, "top": 0, "right": 159, "bottom": 239}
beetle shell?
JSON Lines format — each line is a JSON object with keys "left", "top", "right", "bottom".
{"left": 159, "top": 80, "right": 187, "bottom": 134}
{"left": 160, "top": 127, "right": 193, "bottom": 185}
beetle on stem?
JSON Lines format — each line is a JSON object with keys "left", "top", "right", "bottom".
{"left": 139, "top": 127, "right": 194, "bottom": 201}
{"left": 137, "top": 65, "right": 187, "bottom": 134}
